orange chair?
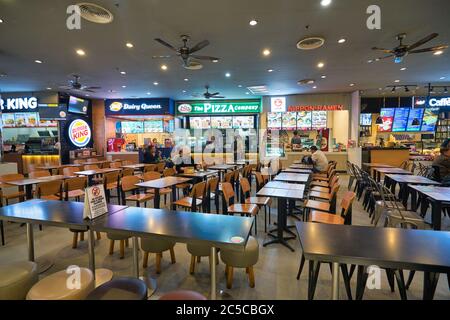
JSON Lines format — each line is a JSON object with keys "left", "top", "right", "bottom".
{"left": 240, "top": 177, "right": 271, "bottom": 233}
{"left": 173, "top": 181, "right": 206, "bottom": 212}
{"left": 36, "top": 180, "right": 63, "bottom": 201}
{"left": 0, "top": 174, "right": 26, "bottom": 205}
{"left": 222, "top": 182, "right": 258, "bottom": 232}
{"left": 29, "top": 171, "right": 51, "bottom": 179}
{"left": 121, "top": 175, "right": 154, "bottom": 207}
{"left": 309, "top": 192, "right": 356, "bottom": 226}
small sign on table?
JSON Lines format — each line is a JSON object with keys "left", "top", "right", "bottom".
{"left": 83, "top": 185, "right": 108, "bottom": 220}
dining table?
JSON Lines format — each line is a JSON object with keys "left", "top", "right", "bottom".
{"left": 74, "top": 168, "right": 122, "bottom": 186}
{"left": 274, "top": 173, "right": 311, "bottom": 184}
{"left": 373, "top": 167, "right": 412, "bottom": 182}
{"left": 282, "top": 168, "right": 313, "bottom": 174}
{"left": 121, "top": 164, "right": 147, "bottom": 171}
{"left": 207, "top": 164, "right": 237, "bottom": 180}
{"left": 289, "top": 164, "right": 314, "bottom": 170}
{"left": 362, "top": 163, "right": 394, "bottom": 179}
{"left": 4, "top": 175, "right": 77, "bottom": 200}
{"left": 177, "top": 170, "right": 219, "bottom": 182}
{"left": 36, "top": 164, "right": 81, "bottom": 175}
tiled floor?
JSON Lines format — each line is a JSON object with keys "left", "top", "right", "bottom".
{"left": 0, "top": 175, "right": 449, "bottom": 300}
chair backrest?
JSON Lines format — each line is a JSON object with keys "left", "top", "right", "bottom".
{"left": 156, "top": 162, "right": 166, "bottom": 173}
{"left": 29, "top": 170, "right": 50, "bottom": 179}
{"left": 73, "top": 160, "right": 84, "bottom": 165}
{"left": 224, "top": 171, "right": 234, "bottom": 183}
{"left": 240, "top": 177, "right": 251, "bottom": 195}
{"left": 122, "top": 160, "right": 134, "bottom": 166}
{"left": 84, "top": 164, "right": 99, "bottom": 171}
{"left": 110, "top": 162, "right": 122, "bottom": 169}
{"left": 65, "top": 177, "right": 87, "bottom": 193}
{"left": 63, "top": 166, "right": 81, "bottom": 177}
{"left": 190, "top": 181, "right": 206, "bottom": 200}
{"left": 206, "top": 176, "right": 219, "bottom": 193}
{"left": 221, "top": 182, "right": 235, "bottom": 206}
{"left": 121, "top": 175, "right": 140, "bottom": 192}
{"left": 330, "top": 183, "right": 340, "bottom": 197}
{"left": 0, "top": 174, "right": 25, "bottom": 184}
{"left": 340, "top": 192, "right": 356, "bottom": 219}
{"left": 144, "top": 164, "right": 156, "bottom": 173}
{"left": 37, "top": 180, "right": 63, "bottom": 199}
{"left": 254, "top": 172, "right": 265, "bottom": 191}
{"left": 143, "top": 171, "right": 161, "bottom": 181}
{"left": 122, "top": 168, "right": 134, "bottom": 177}
{"left": 233, "top": 170, "right": 240, "bottom": 182}
{"left": 87, "top": 158, "right": 97, "bottom": 163}
{"left": 104, "top": 171, "right": 120, "bottom": 185}
{"left": 163, "top": 167, "right": 176, "bottom": 177}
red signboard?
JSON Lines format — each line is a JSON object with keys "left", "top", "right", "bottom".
{"left": 288, "top": 105, "right": 344, "bottom": 112}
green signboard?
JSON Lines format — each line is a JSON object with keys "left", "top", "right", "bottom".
{"left": 176, "top": 100, "right": 261, "bottom": 115}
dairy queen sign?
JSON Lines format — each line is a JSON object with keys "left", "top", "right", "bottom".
{"left": 68, "top": 119, "right": 92, "bottom": 148}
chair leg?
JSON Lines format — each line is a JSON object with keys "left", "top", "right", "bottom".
{"left": 125, "top": 238, "right": 129, "bottom": 248}
{"left": 190, "top": 255, "right": 196, "bottom": 274}
{"left": 120, "top": 240, "right": 125, "bottom": 259}
{"left": 264, "top": 206, "right": 267, "bottom": 233}
{"left": 143, "top": 251, "right": 149, "bottom": 268}
{"left": 405, "top": 270, "right": 416, "bottom": 290}
{"left": 169, "top": 247, "right": 176, "bottom": 264}
{"left": 72, "top": 232, "right": 78, "bottom": 249}
{"left": 226, "top": 266, "right": 234, "bottom": 289}
{"left": 296, "top": 255, "right": 306, "bottom": 280}
{"left": 0, "top": 220, "right": 4, "bottom": 246}
{"left": 386, "top": 269, "right": 396, "bottom": 292}
{"left": 340, "top": 264, "right": 353, "bottom": 300}
{"left": 394, "top": 270, "right": 408, "bottom": 300}
{"left": 248, "top": 266, "right": 255, "bottom": 288}
{"left": 156, "top": 253, "right": 162, "bottom": 274}
{"left": 197, "top": 256, "right": 201, "bottom": 263}
{"left": 80, "top": 232, "right": 85, "bottom": 241}
{"left": 96, "top": 232, "right": 101, "bottom": 240}
{"left": 109, "top": 240, "right": 115, "bottom": 255}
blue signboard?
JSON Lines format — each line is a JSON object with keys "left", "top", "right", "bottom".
{"left": 421, "top": 108, "right": 439, "bottom": 132}
{"left": 392, "top": 108, "right": 410, "bottom": 132}
{"left": 105, "top": 98, "right": 174, "bottom": 116}
{"left": 406, "top": 108, "right": 425, "bottom": 132}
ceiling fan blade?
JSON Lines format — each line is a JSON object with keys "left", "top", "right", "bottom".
{"left": 189, "top": 40, "right": 210, "bottom": 54}
{"left": 84, "top": 86, "right": 101, "bottom": 90}
{"left": 154, "top": 38, "right": 178, "bottom": 51}
{"left": 58, "top": 85, "right": 72, "bottom": 90}
{"left": 407, "top": 33, "right": 439, "bottom": 51}
{"left": 377, "top": 54, "right": 395, "bottom": 60}
{"left": 409, "top": 45, "right": 448, "bottom": 54}
{"left": 190, "top": 55, "right": 220, "bottom": 61}
{"left": 82, "top": 89, "right": 96, "bottom": 93}
{"left": 152, "top": 55, "right": 172, "bottom": 59}
{"left": 212, "top": 96, "right": 225, "bottom": 99}
{"left": 210, "top": 92, "right": 220, "bottom": 96}
{"left": 372, "top": 47, "right": 394, "bottom": 53}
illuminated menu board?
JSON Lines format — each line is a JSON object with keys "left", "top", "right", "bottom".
{"left": 392, "top": 108, "right": 410, "bottom": 132}
{"left": 297, "top": 111, "right": 312, "bottom": 130}
{"left": 406, "top": 108, "right": 425, "bottom": 132}
{"left": 282, "top": 112, "right": 297, "bottom": 130}
{"left": 144, "top": 120, "right": 163, "bottom": 133}
{"left": 312, "top": 111, "right": 327, "bottom": 129}
{"left": 190, "top": 117, "right": 211, "bottom": 129}
{"left": 421, "top": 108, "right": 439, "bottom": 132}
{"left": 122, "top": 121, "right": 144, "bottom": 134}
{"left": 211, "top": 117, "right": 233, "bottom": 129}
{"left": 233, "top": 116, "right": 255, "bottom": 129}
{"left": 268, "top": 113, "right": 282, "bottom": 129}
{"left": 360, "top": 114, "right": 372, "bottom": 126}
{"left": 378, "top": 108, "right": 395, "bottom": 132}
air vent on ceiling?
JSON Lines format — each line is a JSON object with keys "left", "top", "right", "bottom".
{"left": 247, "top": 85, "right": 269, "bottom": 94}
{"left": 297, "top": 79, "right": 315, "bottom": 85}
{"left": 296, "top": 37, "right": 325, "bottom": 50}
{"left": 77, "top": 3, "right": 114, "bottom": 24}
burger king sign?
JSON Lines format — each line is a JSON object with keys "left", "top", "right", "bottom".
{"left": 68, "top": 119, "right": 92, "bottom": 148}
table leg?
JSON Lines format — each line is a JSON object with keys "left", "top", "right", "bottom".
{"left": 25, "top": 185, "right": 33, "bottom": 200}
{"left": 331, "top": 262, "right": 340, "bottom": 300}
{"left": 410, "top": 188, "right": 418, "bottom": 211}
{"left": 26, "top": 223, "right": 35, "bottom": 261}
{"left": 210, "top": 246, "right": 217, "bottom": 300}
{"left": 263, "top": 197, "right": 295, "bottom": 252}
{"left": 171, "top": 186, "right": 177, "bottom": 210}
{"left": 87, "top": 176, "right": 94, "bottom": 186}
{"left": 154, "top": 189, "right": 160, "bottom": 209}
{"left": 401, "top": 183, "right": 409, "bottom": 208}
{"left": 87, "top": 229, "right": 96, "bottom": 280}
{"left": 423, "top": 271, "right": 439, "bottom": 300}
{"left": 132, "top": 236, "right": 139, "bottom": 278}
{"left": 431, "top": 199, "right": 442, "bottom": 230}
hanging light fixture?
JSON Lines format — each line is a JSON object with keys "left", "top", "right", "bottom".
{"left": 376, "top": 97, "right": 385, "bottom": 125}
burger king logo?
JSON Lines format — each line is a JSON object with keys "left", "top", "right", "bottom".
{"left": 109, "top": 102, "right": 123, "bottom": 112}
{"left": 68, "top": 119, "right": 92, "bottom": 148}
{"left": 178, "top": 104, "right": 192, "bottom": 113}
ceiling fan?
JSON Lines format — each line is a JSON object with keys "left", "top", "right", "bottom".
{"left": 153, "top": 35, "right": 220, "bottom": 69}
{"left": 203, "top": 85, "right": 225, "bottom": 99}
{"left": 59, "top": 75, "right": 101, "bottom": 93}
{"left": 372, "top": 33, "right": 448, "bottom": 63}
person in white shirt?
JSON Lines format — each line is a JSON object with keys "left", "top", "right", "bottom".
{"left": 310, "top": 145, "right": 328, "bottom": 173}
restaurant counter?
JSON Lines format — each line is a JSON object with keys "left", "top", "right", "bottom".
{"left": 2, "top": 153, "right": 60, "bottom": 174}
{"left": 282, "top": 151, "right": 348, "bottom": 171}
{"left": 362, "top": 147, "right": 410, "bottom": 167}
{"left": 106, "top": 151, "right": 139, "bottom": 163}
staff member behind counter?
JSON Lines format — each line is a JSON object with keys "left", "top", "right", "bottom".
{"left": 291, "top": 131, "right": 302, "bottom": 148}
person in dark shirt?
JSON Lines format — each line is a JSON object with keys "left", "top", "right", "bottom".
{"left": 144, "top": 146, "right": 161, "bottom": 164}
{"left": 433, "top": 139, "right": 450, "bottom": 182}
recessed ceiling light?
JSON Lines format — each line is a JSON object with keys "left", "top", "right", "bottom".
{"left": 238, "top": 85, "right": 243, "bottom": 88}
{"left": 267, "top": 69, "right": 274, "bottom": 73}
{"left": 126, "top": 42, "right": 134, "bottom": 48}
{"left": 35, "top": 60, "right": 43, "bottom": 64}
{"left": 183, "top": 78, "right": 189, "bottom": 82}
{"left": 400, "top": 67, "right": 407, "bottom": 71}
{"left": 182, "top": 90, "right": 187, "bottom": 93}
{"left": 394, "top": 80, "right": 400, "bottom": 83}
{"left": 349, "top": 83, "right": 355, "bottom": 87}
{"left": 161, "top": 64, "right": 168, "bottom": 71}
{"left": 120, "top": 71, "right": 126, "bottom": 75}
{"left": 338, "top": 38, "right": 346, "bottom": 44}
{"left": 263, "top": 49, "right": 271, "bottom": 56}
{"left": 368, "top": 59, "right": 373, "bottom": 63}
{"left": 249, "top": 20, "right": 258, "bottom": 26}
{"left": 46, "top": 87, "right": 52, "bottom": 90}
{"left": 321, "top": 75, "right": 326, "bottom": 79}
{"left": 378, "top": 88, "right": 383, "bottom": 91}
{"left": 440, "top": 76, "right": 446, "bottom": 80}
{"left": 375, "top": 58, "right": 380, "bottom": 62}
{"left": 122, "top": 85, "right": 127, "bottom": 88}
{"left": 212, "top": 59, "right": 219, "bottom": 63}
{"left": 321, "top": 0, "right": 332, "bottom": 7}
{"left": 317, "top": 62, "right": 325, "bottom": 68}
{"left": 245, "top": 92, "right": 250, "bottom": 95}
{"left": 153, "top": 82, "right": 159, "bottom": 86}
{"left": 434, "top": 50, "right": 444, "bottom": 56}
{"left": 0, "top": 19, "right": 4, "bottom": 23}
{"left": 76, "top": 49, "right": 86, "bottom": 56}
{"left": 313, "top": 86, "right": 317, "bottom": 89}
{"left": 146, "top": 92, "right": 151, "bottom": 95}
{"left": 225, "top": 72, "right": 231, "bottom": 78}
{"left": 85, "top": 94, "right": 90, "bottom": 97}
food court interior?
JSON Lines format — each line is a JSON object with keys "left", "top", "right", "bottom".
{"left": 0, "top": 0, "right": 449, "bottom": 302}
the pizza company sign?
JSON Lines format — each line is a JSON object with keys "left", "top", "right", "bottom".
{"left": 68, "top": 119, "right": 92, "bottom": 148}
{"left": 288, "top": 104, "right": 344, "bottom": 112}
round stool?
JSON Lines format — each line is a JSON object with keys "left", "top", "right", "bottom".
{"left": 220, "top": 236, "right": 259, "bottom": 289}
{"left": 0, "top": 261, "right": 38, "bottom": 300}
{"left": 159, "top": 290, "right": 207, "bottom": 300}
{"left": 86, "top": 277, "right": 148, "bottom": 300}
{"left": 186, "top": 243, "right": 219, "bottom": 274}
{"left": 27, "top": 267, "right": 94, "bottom": 300}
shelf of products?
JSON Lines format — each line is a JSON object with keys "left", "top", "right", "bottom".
{"left": 435, "top": 118, "right": 450, "bottom": 144}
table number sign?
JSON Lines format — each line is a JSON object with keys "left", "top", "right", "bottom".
{"left": 83, "top": 185, "right": 108, "bottom": 220}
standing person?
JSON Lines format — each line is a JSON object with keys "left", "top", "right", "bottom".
{"left": 291, "top": 131, "right": 302, "bottom": 147}
{"left": 310, "top": 145, "right": 328, "bottom": 173}
{"left": 172, "top": 148, "right": 195, "bottom": 173}
{"left": 433, "top": 139, "right": 450, "bottom": 183}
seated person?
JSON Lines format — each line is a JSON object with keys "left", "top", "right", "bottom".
{"left": 144, "top": 146, "right": 162, "bottom": 164}
{"left": 433, "top": 139, "right": 450, "bottom": 183}
{"left": 172, "top": 148, "right": 196, "bottom": 173}
{"left": 310, "top": 145, "right": 328, "bottom": 173}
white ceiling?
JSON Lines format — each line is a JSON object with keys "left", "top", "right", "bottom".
{"left": 0, "top": 0, "right": 449, "bottom": 99}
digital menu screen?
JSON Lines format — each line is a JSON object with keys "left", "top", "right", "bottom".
{"left": 211, "top": 117, "right": 233, "bottom": 129}
{"left": 68, "top": 96, "right": 88, "bottom": 115}
{"left": 233, "top": 116, "right": 255, "bottom": 129}
{"left": 121, "top": 121, "right": 144, "bottom": 134}
{"left": 392, "top": 108, "right": 410, "bottom": 132}
{"left": 282, "top": 112, "right": 297, "bottom": 130}
{"left": 268, "top": 113, "right": 282, "bottom": 129}
{"left": 190, "top": 117, "right": 211, "bottom": 129}
{"left": 312, "top": 111, "right": 327, "bottom": 130}
{"left": 360, "top": 114, "right": 372, "bottom": 126}
{"left": 144, "top": 120, "right": 163, "bottom": 133}
{"left": 297, "top": 111, "right": 312, "bottom": 130}
{"left": 406, "top": 108, "right": 425, "bottom": 132}
{"left": 421, "top": 108, "right": 439, "bottom": 132}
{"left": 378, "top": 108, "right": 395, "bottom": 132}
{"left": 1, "top": 114, "right": 15, "bottom": 128}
